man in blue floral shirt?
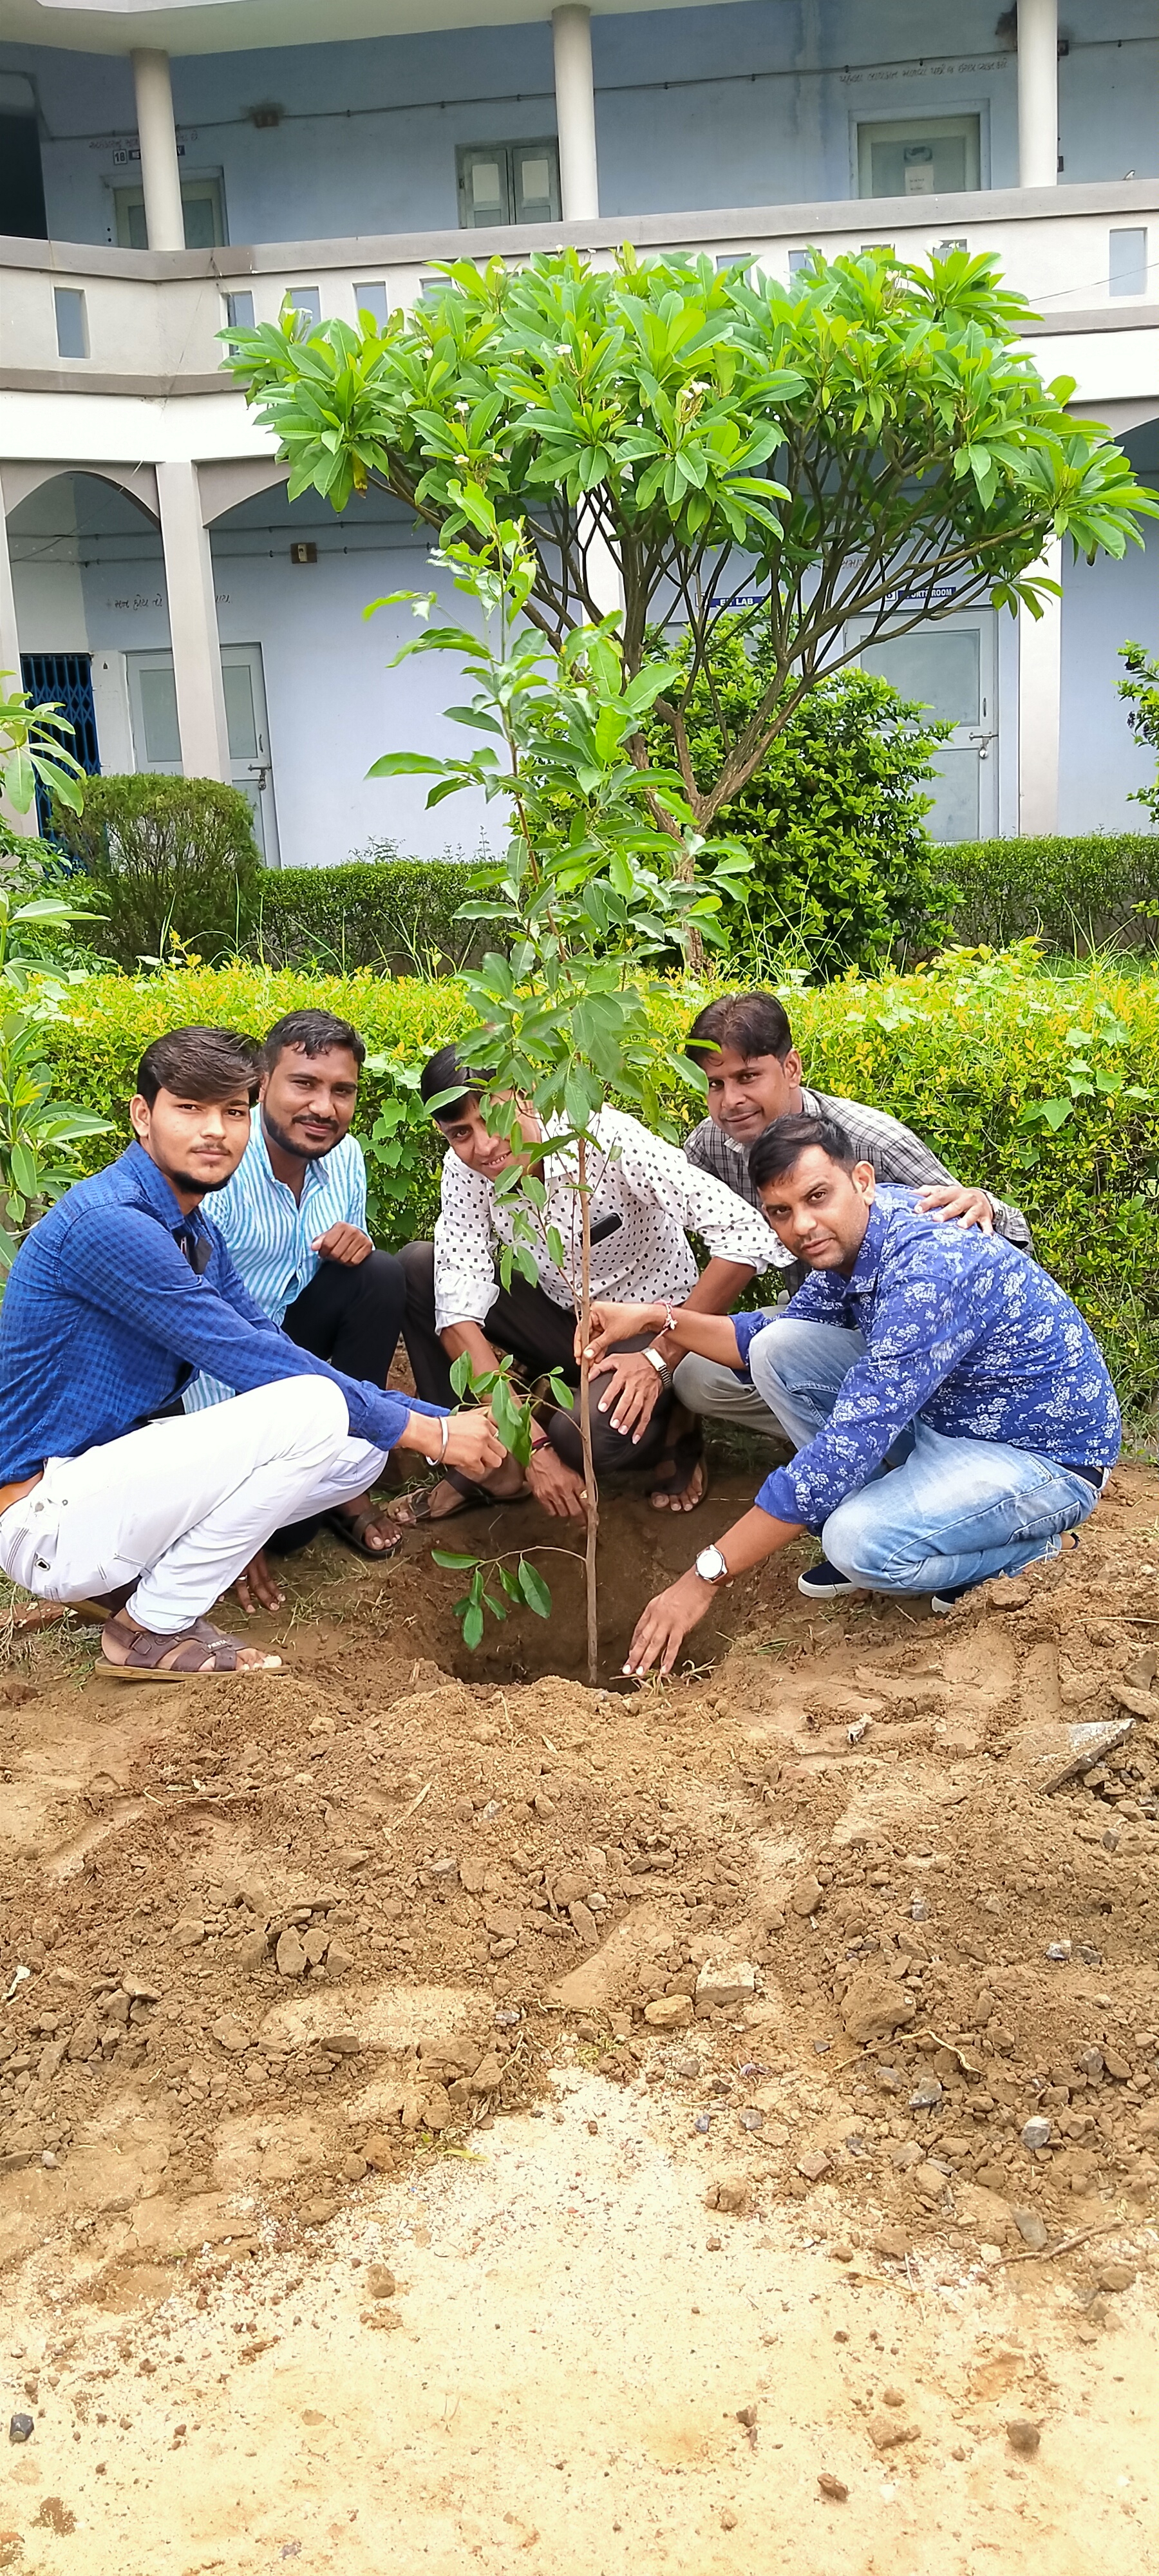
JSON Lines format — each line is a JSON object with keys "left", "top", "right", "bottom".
{"left": 578, "top": 1112, "right": 1120, "bottom": 1677}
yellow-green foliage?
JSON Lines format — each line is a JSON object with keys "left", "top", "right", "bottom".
{"left": 39, "top": 947, "right": 1159, "bottom": 1408}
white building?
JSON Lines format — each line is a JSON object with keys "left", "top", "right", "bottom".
{"left": 1, "top": 0, "right": 1156, "bottom": 870}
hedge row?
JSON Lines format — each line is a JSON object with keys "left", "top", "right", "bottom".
{"left": 242, "top": 834, "right": 1159, "bottom": 973}
{"left": 249, "top": 857, "right": 497, "bottom": 974}
{"left": 39, "top": 950, "right": 1159, "bottom": 1412}
{"left": 947, "top": 834, "right": 1159, "bottom": 955}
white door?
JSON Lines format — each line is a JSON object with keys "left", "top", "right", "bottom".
{"left": 848, "top": 611, "right": 997, "bottom": 844}
{"left": 126, "top": 643, "right": 279, "bottom": 862}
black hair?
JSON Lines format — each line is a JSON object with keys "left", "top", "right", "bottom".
{"left": 747, "top": 1111, "right": 858, "bottom": 1191}
{"left": 420, "top": 1041, "right": 495, "bottom": 1122}
{"left": 686, "top": 990, "right": 794, "bottom": 1068}
{"left": 136, "top": 1025, "right": 262, "bottom": 1109}
{"left": 263, "top": 1009, "right": 366, "bottom": 1072}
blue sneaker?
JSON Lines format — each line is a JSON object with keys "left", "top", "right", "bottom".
{"left": 798, "top": 1559, "right": 858, "bottom": 1602}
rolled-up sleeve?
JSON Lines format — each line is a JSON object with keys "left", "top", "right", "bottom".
{"left": 611, "top": 1115, "right": 773, "bottom": 1273}
{"left": 433, "top": 1152, "right": 502, "bottom": 1333}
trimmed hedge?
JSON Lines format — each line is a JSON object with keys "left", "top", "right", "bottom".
{"left": 39, "top": 950, "right": 1159, "bottom": 1412}
{"left": 249, "top": 857, "right": 498, "bottom": 974}
{"left": 947, "top": 833, "right": 1159, "bottom": 955}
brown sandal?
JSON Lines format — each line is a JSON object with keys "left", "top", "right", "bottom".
{"left": 321, "top": 1506, "right": 404, "bottom": 1561}
{"left": 100, "top": 1613, "right": 282, "bottom": 1682}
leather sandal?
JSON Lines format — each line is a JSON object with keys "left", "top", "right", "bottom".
{"left": 321, "top": 1506, "right": 404, "bottom": 1562}
{"left": 100, "top": 1613, "right": 282, "bottom": 1681}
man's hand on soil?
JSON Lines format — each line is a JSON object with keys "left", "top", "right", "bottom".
{"left": 590, "top": 1349, "right": 664, "bottom": 1440}
{"left": 313, "top": 1222, "right": 374, "bottom": 1264}
{"left": 236, "top": 1549, "right": 284, "bottom": 1616}
{"left": 527, "top": 1446, "right": 588, "bottom": 1520}
{"left": 624, "top": 1569, "right": 713, "bottom": 1678}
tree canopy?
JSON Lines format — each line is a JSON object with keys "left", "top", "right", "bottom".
{"left": 225, "top": 245, "right": 1157, "bottom": 828}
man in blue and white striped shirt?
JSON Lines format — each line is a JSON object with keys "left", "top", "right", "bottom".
{"left": 185, "top": 1009, "right": 408, "bottom": 1573}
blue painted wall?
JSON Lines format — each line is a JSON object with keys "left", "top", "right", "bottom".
{"left": 1, "top": 0, "right": 1154, "bottom": 249}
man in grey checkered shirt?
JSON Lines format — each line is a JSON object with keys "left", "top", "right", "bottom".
{"left": 675, "top": 990, "right": 1032, "bottom": 1448}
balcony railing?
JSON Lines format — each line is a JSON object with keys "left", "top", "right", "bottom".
{"left": 1, "top": 179, "right": 1155, "bottom": 398}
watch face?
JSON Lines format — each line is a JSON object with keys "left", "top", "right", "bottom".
{"left": 696, "top": 1546, "right": 726, "bottom": 1583}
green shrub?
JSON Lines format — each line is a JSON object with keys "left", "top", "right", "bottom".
{"left": 40, "top": 947, "right": 1159, "bottom": 1411}
{"left": 649, "top": 629, "right": 955, "bottom": 974}
{"left": 250, "top": 851, "right": 500, "bottom": 974}
{"left": 51, "top": 774, "right": 262, "bottom": 971}
{"left": 948, "top": 833, "right": 1159, "bottom": 955}
{"left": 1119, "top": 642, "right": 1159, "bottom": 829}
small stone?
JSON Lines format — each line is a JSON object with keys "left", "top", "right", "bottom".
{"left": 873, "top": 2227, "right": 911, "bottom": 2260}
{"left": 830, "top": 2242, "right": 854, "bottom": 2263}
{"left": 842, "top": 1973, "right": 916, "bottom": 2045}
{"left": 1077, "top": 2048, "right": 1104, "bottom": 2078}
{"left": 695, "top": 1960, "right": 757, "bottom": 2014}
{"left": 1046, "top": 1942, "right": 1071, "bottom": 1963}
{"left": 532, "top": 1792, "right": 556, "bottom": 1819}
{"left": 909, "top": 2076, "right": 943, "bottom": 2110}
{"left": 912, "top": 2161, "right": 949, "bottom": 2200}
{"left": 975, "top": 2163, "right": 1010, "bottom": 2195}
{"left": 874, "top": 2066, "right": 903, "bottom": 2093}
{"left": 1021, "top": 2117, "right": 1052, "bottom": 2151}
{"left": 363, "top": 2134, "right": 397, "bottom": 2172}
{"left": 238, "top": 1931, "right": 269, "bottom": 1973}
{"left": 796, "top": 2150, "right": 831, "bottom": 2182}
{"left": 869, "top": 2414, "right": 915, "bottom": 2452}
{"left": 366, "top": 2264, "right": 397, "bottom": 2299}
{"left": 789, "top": 1875, "right": 824, "bottom": 1918}
{"left": 1012, "top": 2208, "right": 1048, "bottom": 2250}
{"left": 8, "top": 2414, "right": 33, "bottom": 2443}
{"left": 171, "top": 1918, "right": 205, "bottom": 1949}
{"left": 342, "top": 2154, "right": 367, "bottom": 2183}
{"left": 882, "top": 2385, "right": 906, "bottom": 2409}
{"left": 910, "top": 1898, "right": 929, "bottom": 1923}
{"left": 706, "top": 2174, "right": 751, "bottom": 2216}
{"left": 1102, "top": 2049, "right": 1131, "bottom": 2081}
{"left": 719, "top": 2508, "right": 739, "bottom": 2531}
{"left": 325, "top": 1942, "right": 355, "bottom": 1980}
{"left": 1006, "top": 2420, "right": 1041, "bottom": 2456}
{"left": 41, "top": 2151, "right": 57, "bottom": 2170}
{"left": 303, "top": 1929, "right": 330, "bottom": 1967}
{"left": 210, "top": 2015, "right": 250, "bottom": 2055}
{"left": 1097, "top": 2262, "right": 1135, "bottom": 2293}
{"left": 469, "top": 2052, "right": 503, "bottom": 2096}
{"left": 818, "top": 2472, "right": 849, "bottom": 2501}
{"left": 275, "top": 1929, "right": 307, "bottom": 1980}
{"left": 644, "top": 1994, "right": 693, "bottom": 2030}
{"left": 989, "top": 1577, "right": 1032, "bottom": 1609}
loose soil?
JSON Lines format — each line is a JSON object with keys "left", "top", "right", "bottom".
{"left": 1, "top": 1457, "right": 1157, "bottom": 2571}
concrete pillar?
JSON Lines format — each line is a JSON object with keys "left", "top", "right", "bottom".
{"left": 552, "top": 5, "right": 599, "bottom": 221}
{"left": 1017, "top": 540, "right": 1062, "bottom": 835}
{"left": 156, "top": 461, "right": 231, "bottom": 781}
{"left": 131, "top": 49, "right": 185, "bottom": 252}
{"left": 1017, "top": 0, "right": 1059, "bottom": 189}
{"left": 0, "top": 482, "right": 39, "bottom": 841}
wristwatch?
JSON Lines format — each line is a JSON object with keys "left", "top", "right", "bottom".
{"left": 643, "top": 1345, "right": 674, "bottom": 1389}
{"left": 694, "top": 1544, "right": 730, "bottom": 1586}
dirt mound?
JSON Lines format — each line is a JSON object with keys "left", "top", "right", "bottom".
{"left": 1, "top": 1463, "right": 1156, "bottom": 2299}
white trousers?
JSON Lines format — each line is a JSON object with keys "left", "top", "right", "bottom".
{"left": 0, "top": 1378, "right": 388, "bottom": 1634}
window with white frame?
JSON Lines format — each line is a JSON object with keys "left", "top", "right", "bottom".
{"left": 456, "top": 140, "right": 561, "bottom": 229}
{"left": 857, "top": 115, "right": 982, "bottom": 200}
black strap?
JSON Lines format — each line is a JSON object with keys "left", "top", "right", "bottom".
{"left": 1061, "top": 1462, "right": 1106, "bottom": 1490}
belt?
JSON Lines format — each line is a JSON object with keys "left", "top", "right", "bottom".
{"left": 0, "top": 1471, "right": 43, "bottom": 1520}
{"left": 1062, "top": 1463, "right": 1106, "bottom": 1490}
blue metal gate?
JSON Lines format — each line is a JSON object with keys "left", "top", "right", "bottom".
{"left": 19, "top": 652, "right": 100, "bottom": 835}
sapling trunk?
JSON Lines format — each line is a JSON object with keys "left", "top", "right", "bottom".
{"left": 576, "top": 1135, "right": 599, "bottom": 1687}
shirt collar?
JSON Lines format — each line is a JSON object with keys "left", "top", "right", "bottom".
{"left": 124, "top": 1138, "right": 213, "bottom": 1245}
{"left": 845, "top": 1194, "right": 889, "bottom": 1294}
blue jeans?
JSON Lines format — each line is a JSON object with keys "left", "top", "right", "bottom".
{"left": 748, "top": 1319, "right": 1104, "bottom": 1596}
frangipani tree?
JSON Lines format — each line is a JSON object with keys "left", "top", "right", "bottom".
{"left": 225, "top": 245, "right": 1156, "bottom": 832}
{"left": 372, "top": 489, "right": 750, "bottom": 1679}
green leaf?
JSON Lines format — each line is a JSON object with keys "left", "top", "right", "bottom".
{"left": 517, "top": 1559, "right": 552, "bottom": 1618}
{"left": 431, "top": 1549, "right": 483, "bottom": 1570}
{"left": 462, "top": 1602, "right": 485, "bottom": 1650}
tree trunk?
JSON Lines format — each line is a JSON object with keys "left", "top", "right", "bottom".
{"left": 576, "top": 1135, "right": 599, "bottom": 1687}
